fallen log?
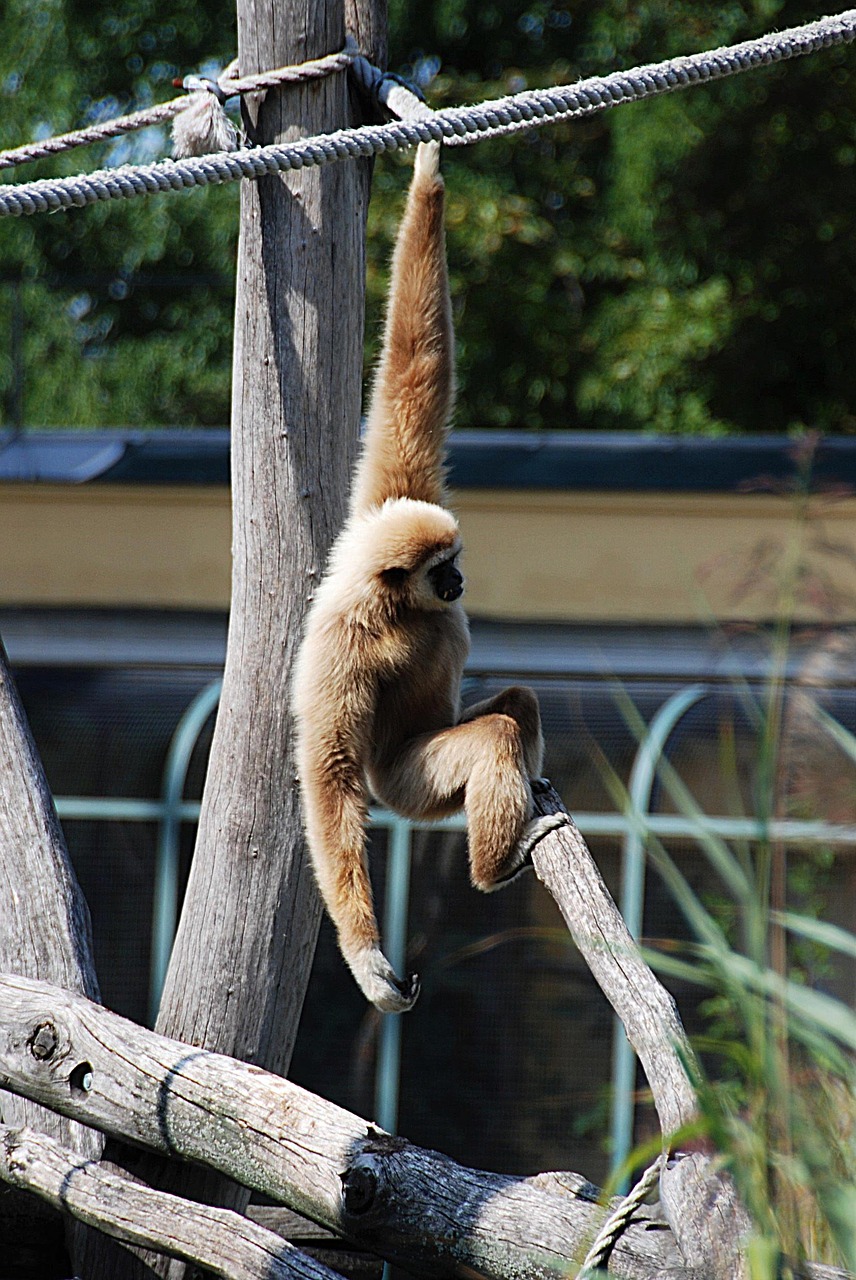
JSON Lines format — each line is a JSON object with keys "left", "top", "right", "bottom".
{"left": 0, "top": 972, "right": 678, "bottom": 1279}
{"left": 0, "top": 1123, "right": 346, "bottom": 1280}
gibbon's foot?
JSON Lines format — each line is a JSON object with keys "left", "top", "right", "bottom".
{"left": 518, "top": 811, "right": 571, "bottom": 857}
{"left": 488, "top": 812, "right": 571, "bottom": 890}
{"left": 490, "top": 855, "right": 535, "bottom": 888}
{"left": 349, "top": 945, "right": 420, "bottom": 1013}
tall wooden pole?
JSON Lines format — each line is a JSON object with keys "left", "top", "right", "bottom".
{"left": 78, "top": 0, "right": 383, "bottom": 1274}
{"left": 156, "top": 0, "right": 368, "bottom": 1080}
{"left": 0, "top": 643, "right": 102, "bottom": 1267}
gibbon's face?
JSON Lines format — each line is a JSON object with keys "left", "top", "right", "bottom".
{"left": 382, "top": 548, "right": 464, "bottom": 612}
{"left": 413, "top": 552, "right": 464, "bottom": 611}
{"left": 427, "top": 555, "right": 464, "bottom": 603}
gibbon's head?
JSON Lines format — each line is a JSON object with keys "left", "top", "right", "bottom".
{"left": 337, "top": 497, "right": 463, "bottom": 614}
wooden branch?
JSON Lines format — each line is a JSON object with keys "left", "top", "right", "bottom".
{"left": 155, "top": 0, "right": 367, "bottom": 1083}
{"left": 530, "top": 782, "right": 752, "bottom": 1280}
{"left": 0, "top": 1124, "right": 346, "bottom": 1280}
{"left": 82, "top": 4, "right": 375, "bottom": 1276}
{"left": 0, "top": 973, "right": 682, "bottom": 1279}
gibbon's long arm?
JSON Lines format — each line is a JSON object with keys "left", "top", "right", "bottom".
{"left": 294, "top": 640, "right": 421, "bottom": 1012}
{"left": 350, "top": 142, "right": 455, "bottom": 516}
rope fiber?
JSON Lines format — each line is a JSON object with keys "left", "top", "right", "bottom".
{"left": 575, "top": 1157, "right": 663, "bottom": 1279}
{"left": 1, "top": 9, "right": 856, "bottom": 216}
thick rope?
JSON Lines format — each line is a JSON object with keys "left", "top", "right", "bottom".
{"left": 1, "top": 9, "right": 855, "bottom": 216}
{"left": 0, "top": 42, "right": 356, "bottom": 172}
{"left": 575, "top": 1157, "right": 663, "bottom": 1279}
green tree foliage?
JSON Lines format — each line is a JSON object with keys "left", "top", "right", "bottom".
{"left": 2, "top": 0, "right": 856, "bottom": 431}
{"left": 0, "top": 0, "right": 238, "bottom": 426}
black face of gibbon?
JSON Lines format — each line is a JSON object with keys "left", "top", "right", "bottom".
{"left": 429, "top": 557, "right": 464, "bottom": 602}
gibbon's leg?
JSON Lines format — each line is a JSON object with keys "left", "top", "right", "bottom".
{"left": 298, "top": 743, "right": 420, "bottom": 1013}
{"left": 376, "top": 697, "right": 543, "bottom": 890}
{"left": 458, "top": 685, "right": 544, "bottom": 779}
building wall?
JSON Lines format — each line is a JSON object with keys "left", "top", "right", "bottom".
{"left": 4, "top": 481, "right": 856, "bottom": 622}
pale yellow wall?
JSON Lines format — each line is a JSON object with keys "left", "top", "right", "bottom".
{"left": 1, "top": 485, "right": 232, "bottom": 609}
{"left": 4, "top": 482, "right": 856, "bottom": 623}
{"left": 457, "top": 490, "right": 856, "bottom": 623}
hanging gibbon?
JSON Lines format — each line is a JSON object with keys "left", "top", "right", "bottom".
{"left": 293, "top": 142, "right": 545, "bottom": 1012}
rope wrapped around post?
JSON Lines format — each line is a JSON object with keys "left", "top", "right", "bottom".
{"left": 1, "top": 8, "right": 856, "bottom": 215}
{"left": 0, "top": 41, "right": 358, "bottom": 171}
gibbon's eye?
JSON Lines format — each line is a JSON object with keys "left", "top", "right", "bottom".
{"left": 380, "top": 566, "right": 410, "bottom": 591}
{"left": 428, "top": 558, "right": 463, "bottom": 603}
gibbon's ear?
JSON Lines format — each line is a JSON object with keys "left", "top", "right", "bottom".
{"left": 380, "top": 566, "right": 409, "bottom": 591}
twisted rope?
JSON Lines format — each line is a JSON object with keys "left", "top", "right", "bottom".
{"left": 575, "top": 1157, "right": 663, "bottom": 1279}
{"left": 218, "top": 41, "right": 356, "bottom": 95}
{"left": 0, "top": 42, "right": 356, "bottom": 172}
{"left": 1, "top": 9, "right": 855, "bottom": 216}
{"left": 0, "top": 100, "right": 190, "bottom": 172}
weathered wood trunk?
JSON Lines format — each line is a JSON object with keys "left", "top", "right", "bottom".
{"left": 0, "top": 640, "right": 102, "bottom": 1269}
{"left": 78, "top": 0, "right": 379, "bottom": 1273}
{"left": 0, "top": 974, "right": 681, "bottom": 1279}
{"left": 1, "top": 1125, "right": 346, "bottom": 1280}
{"left": 0, "top": 641, "right": 100, "bottom": 1107}
{"left": 158, "top": 0, "right": 368, "bottom": 1091}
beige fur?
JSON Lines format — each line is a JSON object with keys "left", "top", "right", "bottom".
{"left": 293, "top": 143, "right": 544, "bottom": 1012}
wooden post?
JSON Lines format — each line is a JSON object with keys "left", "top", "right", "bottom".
{"left": 0, "top": 641, "right": 102, "bottom": 1266}
{"left": 77, "top": 1, "right": 382, "bottom": 1275}
{"left": 156, "top": 0, "right": 368, "bottom": 1083}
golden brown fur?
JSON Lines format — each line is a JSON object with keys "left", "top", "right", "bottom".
{"left": 293, "top": 143, "right": 544, "bottom": 1012}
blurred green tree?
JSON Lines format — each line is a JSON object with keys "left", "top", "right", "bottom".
{"left": 2, "top": 0, "right": 856, "bottom": 433}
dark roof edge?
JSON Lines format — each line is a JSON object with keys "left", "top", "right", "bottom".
{"left": 2, "top": 428, "right": 856, "bottom": 492}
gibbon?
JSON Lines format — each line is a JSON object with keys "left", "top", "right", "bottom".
{"left": 293, "top": 142, "right": 545, "bottom": 1013}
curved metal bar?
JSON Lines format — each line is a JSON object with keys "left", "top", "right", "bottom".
{"left": 149, "top": 678, "right": 223, "bottom": 1023}
{"left": 374, "top": 816, "right": 415, "bottom": 1133}
{"left": 609, "top": 683, "right": 709, "bottom": 1181}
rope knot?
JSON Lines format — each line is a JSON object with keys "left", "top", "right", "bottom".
{"left": 171, "top": 80, "right": 238, "bottom": 159}
{"left": 170, "top": 42, "right": 359, "bottom": 158}
{"left": 350, "top": 58, "right": 434, "bottom": 125}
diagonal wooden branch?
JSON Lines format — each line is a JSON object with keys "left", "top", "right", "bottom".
{"left": 0, "top": 1123, "right": 346, "bottom": 1280}
{"left": 529, "top": 781, "right": 752, "bottom": 1280}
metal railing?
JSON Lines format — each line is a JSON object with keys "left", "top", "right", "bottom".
{"left": 52, "top": 677, "right": 856, "bottom": 1172}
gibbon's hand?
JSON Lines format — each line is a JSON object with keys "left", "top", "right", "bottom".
{"left": 349, "top": 945, "right": 420, "bottom": 1013}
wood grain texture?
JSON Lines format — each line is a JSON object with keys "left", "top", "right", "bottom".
{"left": 157, "top": 0, "right": 366, "bottom": 1085}
{"left": 530, "top": 782, "right": 752, "bottom": 1280}
{"left": 0, "top": 1124, "right": 344, "bottom": 1280}
{"left": 0, "top": 639, "right": 100, "bottom": 1165}
{"left": 80, "top": 2, "right": 376, "bottom": 1272}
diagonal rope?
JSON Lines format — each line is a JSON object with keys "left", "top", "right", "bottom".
{"left": 0, "top": 100, "right": 190, "bottom": 172}
{"left": 0, "top": 42, "right": 357, "bottom": 172}
{"left": 1, "top": 8, "right": 855, "bottom": 216}
{"left": 217, "top": 41, "right": 356, "bottom": 95}
{"left": 575, "top": 1157, "right": 663, "bottom": 1279}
